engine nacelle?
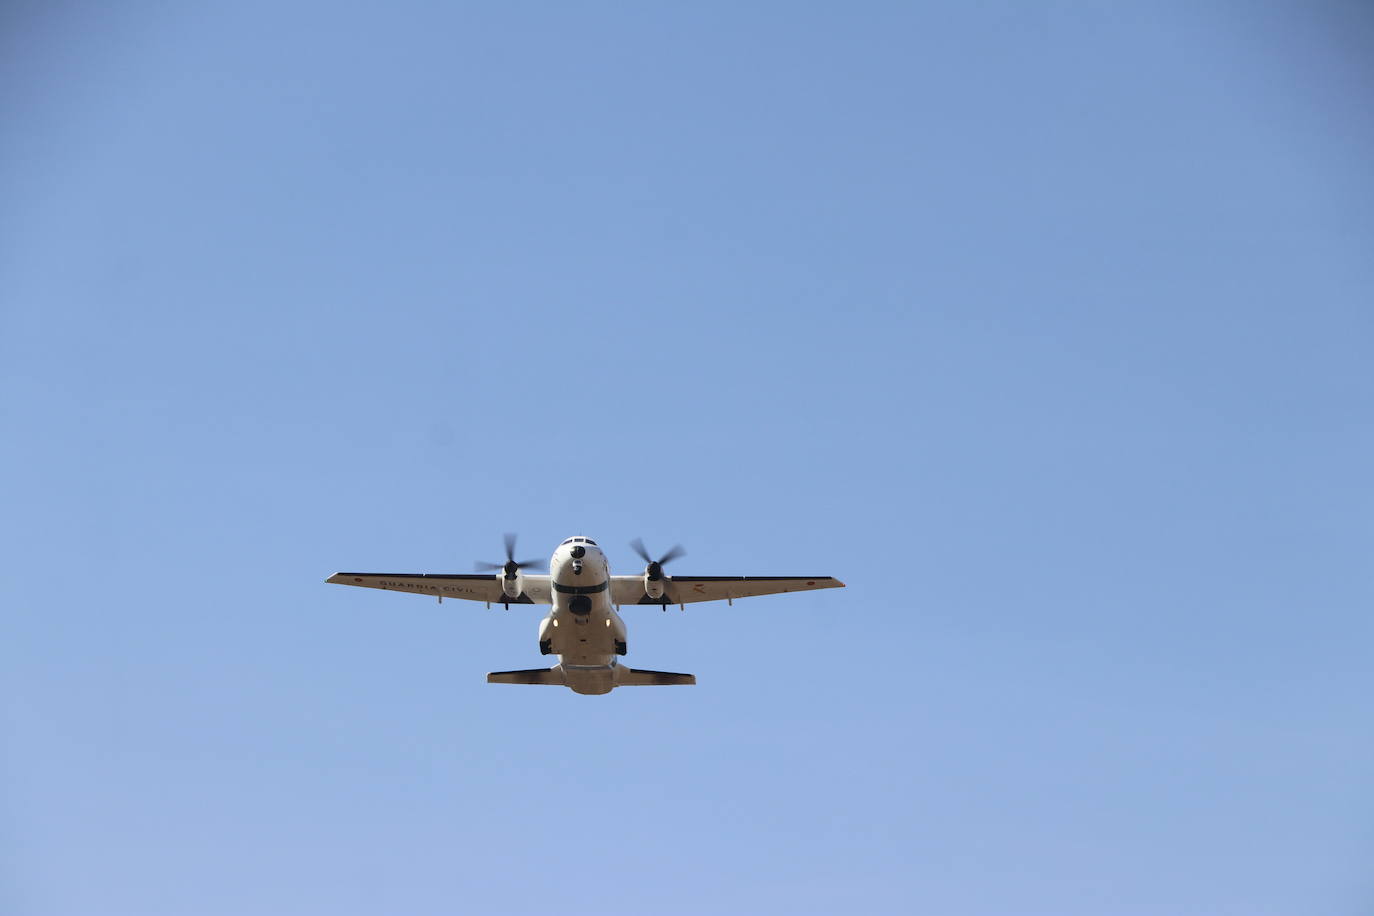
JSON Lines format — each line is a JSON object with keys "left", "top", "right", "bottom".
{"left": 494, "top": 558, "right": 524, "bottom": 599}
{"left": 643, "top": 565, "right": 666, "bottom": 600}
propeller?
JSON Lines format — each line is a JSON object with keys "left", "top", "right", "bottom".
{"left": 630, "top": 538, "right": 686, "bottom": 581}
{"left": 475, "top": 532, "right": 541, "bottom": 578}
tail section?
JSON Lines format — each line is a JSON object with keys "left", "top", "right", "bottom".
{"left": 487, "top": 667, "right": 564, "bottom": 686}
{"left": 486, "top": 664, "right": 695, "bottom": 691}
{"left": 617, "top": 668, "right": 696, "bottom": 687}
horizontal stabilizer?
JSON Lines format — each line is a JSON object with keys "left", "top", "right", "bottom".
{"left": 618, "top": 668, "right": 696, "bottom": 686}
{"left": 487, "top": 667, "right": 564, "bottom": 686}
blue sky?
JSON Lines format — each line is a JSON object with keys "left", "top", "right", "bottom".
{"left": 3, "top": 2, "right": 1372, "bottom": 914}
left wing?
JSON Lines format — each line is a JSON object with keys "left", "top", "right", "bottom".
{"left": 326, "top": 572, "right": 552, "bottom": 604}
{"left": 610, "top": 576, "right": 844, "bottom": 606}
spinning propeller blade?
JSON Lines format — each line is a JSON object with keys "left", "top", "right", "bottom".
{"left": 475, "top": 533, "right": 541, "bottom": 574}
{"left": 630, "top": 538, "right": 686, "bottom": 573}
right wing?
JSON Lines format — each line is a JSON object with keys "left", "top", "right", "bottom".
{"left": 326, "top": 572, "right": 552, "bottom": 604}
{"left": 609, "top": 575, "right": 844, "bottom": 606}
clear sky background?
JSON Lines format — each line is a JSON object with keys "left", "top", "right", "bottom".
{"left": 3, "top": 2, "right": 1372, "bottom": 914}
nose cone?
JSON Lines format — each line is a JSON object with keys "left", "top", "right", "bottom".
{"left": 554, "top": 538, "right": 604, "bottom": 583}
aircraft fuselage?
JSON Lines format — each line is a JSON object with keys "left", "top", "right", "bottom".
{"left": 538, "top": 537, "right": 627, "bottom": 694}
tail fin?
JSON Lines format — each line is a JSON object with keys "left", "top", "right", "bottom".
{"left": 487, "top": 667, "right": 564, "bottom": 686}
{"left": 617, "top": 668, "right": 696, "bottom": 686}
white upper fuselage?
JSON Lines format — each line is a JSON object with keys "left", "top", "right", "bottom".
{"left": 539, "top": 536, "right": 626, "bottom": 693}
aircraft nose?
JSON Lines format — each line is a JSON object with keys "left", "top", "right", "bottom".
{"left": 570, "top": 545, "right": 586, "bottom": 559}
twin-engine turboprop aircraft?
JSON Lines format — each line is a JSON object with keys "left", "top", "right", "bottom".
{"left": 327, "top": 534, "right": 844, "bottom": 695}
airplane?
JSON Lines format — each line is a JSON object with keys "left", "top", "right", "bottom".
{"left": 326, "top": 534, "right": 844, "bottom": 695}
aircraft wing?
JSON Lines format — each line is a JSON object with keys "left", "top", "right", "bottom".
{"left": 610, "top": 575, "right": 844, "bottom": 606}
{"left": 326, "top": 572, "right": 553, "bottom": 604}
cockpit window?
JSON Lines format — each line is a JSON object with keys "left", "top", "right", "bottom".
{"left": 584, "top": 539, "right": 597, "bottom": 546}
{"left": 561, "top": 538, "right": 575, "bottom": 545}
